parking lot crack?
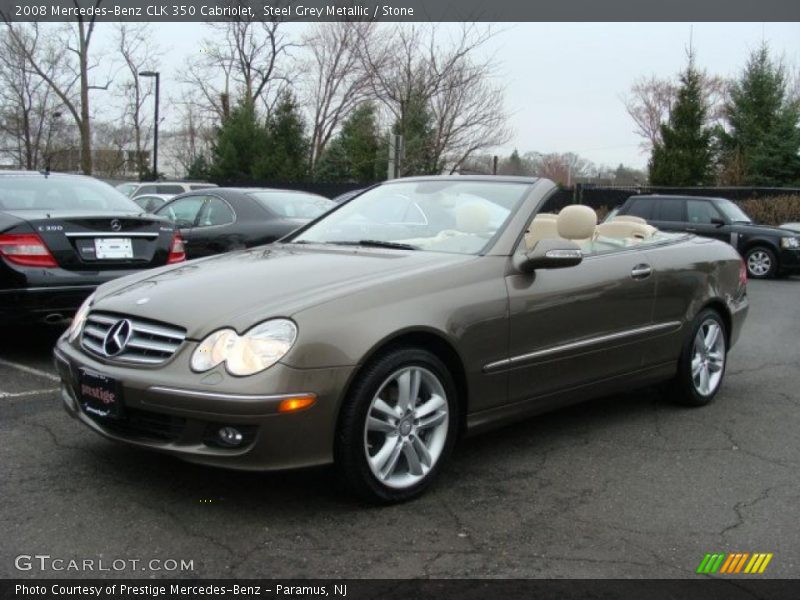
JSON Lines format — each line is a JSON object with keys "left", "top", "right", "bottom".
{"left": 719, "top": 485, "right": 780, "bottom": 538}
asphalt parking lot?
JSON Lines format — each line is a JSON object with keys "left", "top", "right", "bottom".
{"left": 1, "top": 279, "right": 798, "bottom": 579}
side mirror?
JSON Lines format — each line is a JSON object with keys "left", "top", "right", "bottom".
{"left": 516, "top": 239, "right": 583, "bottom": 273}
{"left": 711, "top": 217, "right": 726, "bottom": 227}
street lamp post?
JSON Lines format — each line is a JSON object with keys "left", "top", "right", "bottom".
{"left": 139, "top": 71, "right": 160, "bottom": 180}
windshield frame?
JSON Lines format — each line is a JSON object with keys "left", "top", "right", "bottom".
{"left": 284, "top": 178, "right": 537, "bottom": 256}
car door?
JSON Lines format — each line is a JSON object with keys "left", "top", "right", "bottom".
{"left": 685, "top": 199, "right": 730, "bottom": 243}
{"left": 504, "top": 245, "right": 657, "bottom": 406}
{"left": 183, "top": 195, "right": 237, "bottom": 258}
{"left": 154, "top": 195, "right": 207, "bottom": 251}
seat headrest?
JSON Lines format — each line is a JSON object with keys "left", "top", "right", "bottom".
{"left": 456, "top": 202, "right": 491, "bottom": 234}
{"left": 557, "top": 205, "right": 597, "bottom": 240}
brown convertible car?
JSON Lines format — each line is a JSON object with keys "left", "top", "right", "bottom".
{"left": 54, "top": 176, "right": 749, "bottom": 502}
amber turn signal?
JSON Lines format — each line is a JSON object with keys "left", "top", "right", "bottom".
{"left": 277, "top": 394, "right": 317, "bottom": 413}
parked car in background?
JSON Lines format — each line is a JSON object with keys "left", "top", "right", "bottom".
{"left": 611, "top": 194, "right": 800, "bottom": 279}
{"left": 0, "top": 171, "right": 185, "bottom": 324}
{"left": 132, "top": 193, "right": 174, "bottom": 213}
{"left": 153, "top": 188, "right": 335, "bottom": 259}
{"left": 116, "top": 181, "right": 217, "bottom": 199}
{"left": 55, "top": 176, "right": 748, "bottom": 502}
{"left": 332, "top": 188, "right": 365, "bottom": 203}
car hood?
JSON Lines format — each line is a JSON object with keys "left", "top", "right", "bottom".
{"left": 731, "top": 222, "right": 796, "bottom": 236}
{"left": 92, "top": 243, "right": 475, "bottom": 339}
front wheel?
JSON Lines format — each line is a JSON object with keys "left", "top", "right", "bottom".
{"left": 335, "top": 347, "right": 458, "bottom": 503}
{"left": 670, "top": 309, "right": 727, "bottom": 407}
{"left": 745, "top": 246, "right": 777, "bottom": 279}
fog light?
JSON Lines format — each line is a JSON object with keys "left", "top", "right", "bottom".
{"left": 217, "top": 426, "right": 244, "bottom": 447}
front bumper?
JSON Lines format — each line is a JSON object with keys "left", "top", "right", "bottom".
{"left": 778, "top": 247, "right": 800, "bottom": 273}
{"left": 54, "top": 337, "right": 355, "bottom": 471}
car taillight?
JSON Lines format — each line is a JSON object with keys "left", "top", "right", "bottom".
{"left": 0, "top": 233, "right": 58, "bottom": 267}
{"left": 167, "top": 232, "right": 186, "bottom": 264}
{"left": 739, "top": 258, "right": 748, "bottom": 286}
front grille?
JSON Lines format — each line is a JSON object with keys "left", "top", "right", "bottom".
{"left": 81, "top": 311, "right": 186, "bottom": 365}
{"left": 88, "top": 407, "right": 186, "bottom": 442}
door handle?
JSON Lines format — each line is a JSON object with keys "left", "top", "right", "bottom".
{"left": 631, "top": 264, "right": 652, "bottom": 280}
{"left": 686, "top": 227, "right": 698, "bottom": 232}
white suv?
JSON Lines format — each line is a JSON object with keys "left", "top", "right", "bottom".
{"left": 116, "top": 181, "right": 217, "bottom": 198}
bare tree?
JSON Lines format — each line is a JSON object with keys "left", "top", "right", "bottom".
{"left": 301, "top": 21, "right": 376, "bottom": 172}
{"left": 0, "top": 27, "right": 60, "bottom": 169}
{"left": 162, "top": 96, "right": 216, "bottom": 178}
{"left": 115, "top": 23, "right": 159, "bottom": 178}
{"left": 2, "top": 3, "right": 110, "bottom": 174}
{"left": 527, "top": 152, "right": 595, "bottom": 187}
{"left": 361, "top": 24, "right": 511, "bottom": 174}
{"left": 623, "top": 72, "right": 728, "bottom": 152}
{"left": 622, "top": 75, "right": 677, "bottom": 153}
{"left": 183, "top": 15, "right": 295, "bottom": 123}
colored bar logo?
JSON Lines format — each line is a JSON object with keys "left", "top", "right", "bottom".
{"left": 696, "top": 553, "right": 773, "bottom": 574}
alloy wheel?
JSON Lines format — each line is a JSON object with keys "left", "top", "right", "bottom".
{"left": 691, "top": 318, "right": 726, "bottom": 396}
{"left": 363, "top": 366, "right": 449, "bottom": 489}
{"left": 747, "top": 250, "right": 772, "bottom": 277}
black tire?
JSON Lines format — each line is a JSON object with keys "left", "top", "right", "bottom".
{"left": 335, "top": 346, "right": 459, "bottom": 503}
{"left": 670, "top": 309, "right": 728, "bottom": 407}
{"left": 744, "top": 246, "right": 777, "bottom": 279}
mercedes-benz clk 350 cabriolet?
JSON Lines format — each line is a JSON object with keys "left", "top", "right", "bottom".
{"left": 54, "top": 176, "right": 749, "bottom": 502}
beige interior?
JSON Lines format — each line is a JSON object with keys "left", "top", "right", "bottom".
{"left": 524, "top": 214, "right": 561, "bottom": 248}
{"left": 557, "top": 205, "right": 598, "bottom": 241}
{"left": 596, "top": 220, "right": 654, "bottom": 240}
{"left": 611, "top": 215, "right": 647, "bottom": 225}
{"left": 455, "top": 202, "right": 492, "bottom": 233}
{"left": 524, "top": 206, "right": 660, "bottom": 252}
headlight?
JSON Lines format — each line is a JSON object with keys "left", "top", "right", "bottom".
{"left": 191, "top": 319, "right": 297, "bottom": 376}
{"left": 780, "top": 236, "right": 800, "bottom": 249}
{"left": 67, "top": 293, "right": 94, "bottom": 342}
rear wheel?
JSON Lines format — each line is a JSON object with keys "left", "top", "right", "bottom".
{"left": 670, "top": 309, "right": 727, "bottom": 407}
{"left": 745, "top": 246, "right": 777, "bottom": 279}
{"left": 335, "top": 347, "right": 458, "bottom": 503}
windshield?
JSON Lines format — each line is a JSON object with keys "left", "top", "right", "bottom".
{"left": 0, "top": 176, "right": 143, "bottom": 212}
{"left": 292, "top": 180, "right": 531, "bottom": 254}
{"left": 249, "top": 191, "right": 335, "bottom": 219}
{"left": 716, "top": 199, "right": 752, "bottom": 223}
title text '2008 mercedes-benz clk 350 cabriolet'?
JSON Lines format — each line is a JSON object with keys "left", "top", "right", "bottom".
{"left": 54, "top": 176, "right": 748, "bottom": 502}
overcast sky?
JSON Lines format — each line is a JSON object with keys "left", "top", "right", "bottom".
{"left": 97, "top": 22, "right": 800, "bottom": 170}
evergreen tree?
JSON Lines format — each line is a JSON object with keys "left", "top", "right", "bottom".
{"left": 719, "top": 44, "right": 800, "bottom": 186}
{"left": 254, "top": 92, "right": 309, "bottom": 181}
{"left": 315, "top": 103, "right": 382, "bottom": 182}
{"left": 209, "top": 101, "right": 268, "bottom": 181}
{"left": 649, "top": 53, "right": 714, "bottom": 186}
{"left": 394, "top": 90, "right": 438, "bottom": 176}
{"left": 186, "top": 154, "right": 211, "bottom": 181}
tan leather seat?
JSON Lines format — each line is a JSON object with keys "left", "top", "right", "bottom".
{"left": 524, "top": 214, "right": 561, "bottom": 248}
{"left": 596, "top": 220, "right": 653, "bottom": 241}
{"left": 612, "top": 215, "right": 647, "bottom": 225}
{"left": 455, "top": 202, "right": 491, "bottom": 234}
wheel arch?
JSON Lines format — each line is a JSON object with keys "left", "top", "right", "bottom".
{"left": 338, "top": 327, "right": 470, "bottom": 435}
{"left": 697, "top": 299, "right": 732, "bottom": 346}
